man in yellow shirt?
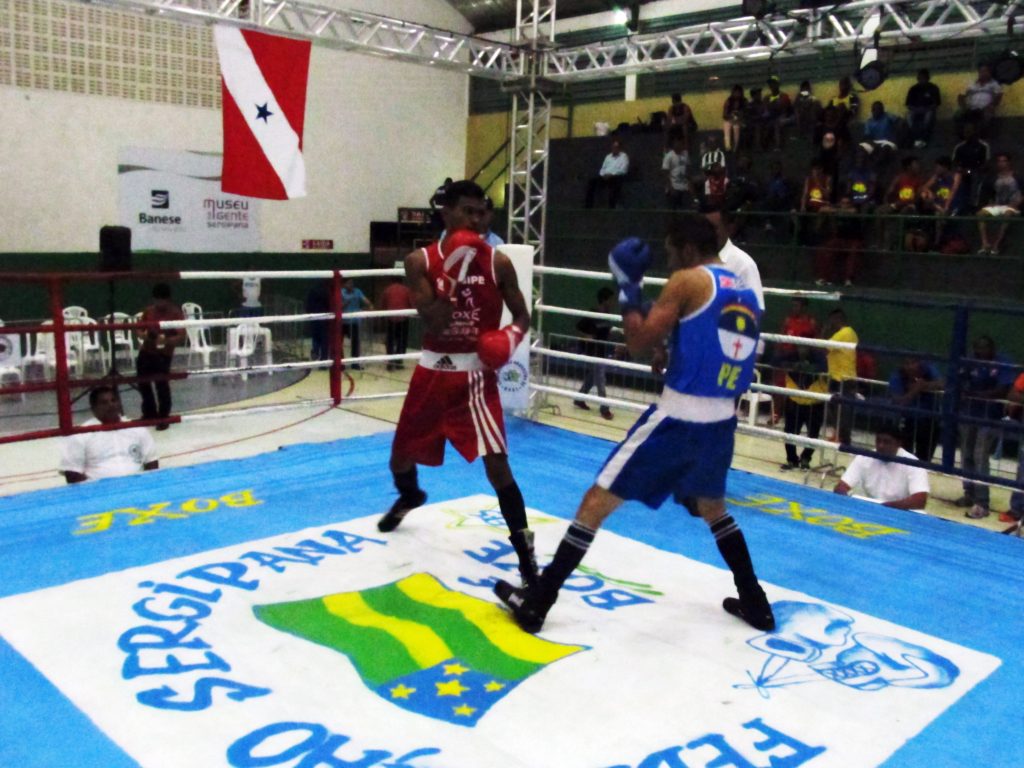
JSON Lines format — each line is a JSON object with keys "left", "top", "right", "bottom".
{"left": 825, "top": 308, "right": 858, "bottom": 444}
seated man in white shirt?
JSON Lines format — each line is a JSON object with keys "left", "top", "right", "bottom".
{"left": 584, "top": 139, "right": 630, "bottom": 209}
{"left": 59, "top": 385, "right": 159, "bottom": 484}
{"left": 834, "top": 422, "right": 929, "bottom": 510}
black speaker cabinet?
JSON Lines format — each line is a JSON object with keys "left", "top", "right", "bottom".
{"left": 99, "top": 226, "right": 132, "bottom": 272}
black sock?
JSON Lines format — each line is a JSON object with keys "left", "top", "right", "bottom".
{"left": 538, "top": 521, "right": 597, "bottom": 600}
{"left": 496, "top": 482, "right": 528, "bottom": 533}
{"left": 393, "top": 468, "right": 420, "bottom": 502}
{"left": 709, "top": 513, "right": 758, "bottom": 592}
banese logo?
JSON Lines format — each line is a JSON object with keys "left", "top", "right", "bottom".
{"left": 151, "top": 190, "right": 170, "bottom": 209}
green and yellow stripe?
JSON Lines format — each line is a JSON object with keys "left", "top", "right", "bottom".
{"left": 254, "top": 573, "right": 583, "bottom": 687}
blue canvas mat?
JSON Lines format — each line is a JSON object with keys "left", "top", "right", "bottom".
{"left": 0, "top": 418, "right": 1020, "bottom": 768}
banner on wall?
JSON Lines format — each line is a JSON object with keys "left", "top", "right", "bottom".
{"left": 118, "top": 147, "right": 261, "bottom": 252}
{"left": 496, "top": 244, "right": 534, "bottom": 412}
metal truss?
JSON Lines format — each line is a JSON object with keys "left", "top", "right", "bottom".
{"left": 506, "top": 0, "right": 556, "bottom": 261}
{"left": 79, "top": 0, "right": 523, "bottom": 80}
{"left": 543, "top": 0, "right": 1024, "bottom": 81}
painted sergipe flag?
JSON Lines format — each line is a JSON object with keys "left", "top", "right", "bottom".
{"left": 214, "top": 25, "right": 311, "bottom": 200}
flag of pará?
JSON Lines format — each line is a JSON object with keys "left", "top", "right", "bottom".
{"left": 214, "top": 25, "right": 311, "bottom": 200}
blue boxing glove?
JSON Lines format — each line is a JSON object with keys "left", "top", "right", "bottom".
{"left": 608, "top": 237, "right": 652, "bottom": 314}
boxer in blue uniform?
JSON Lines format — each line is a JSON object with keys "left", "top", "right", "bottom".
{"left": 495, "top": 215, "right": 775, "bottom": 634}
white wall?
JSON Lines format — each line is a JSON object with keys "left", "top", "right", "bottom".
{"left": 0, "top": 0, "right": 471, "bottom": 253}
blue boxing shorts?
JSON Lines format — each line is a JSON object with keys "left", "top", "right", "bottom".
{"left": 595, "top": 404, "right": 737, "bottom": 509}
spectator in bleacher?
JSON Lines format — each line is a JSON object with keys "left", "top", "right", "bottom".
{"left": 795, "top": 79, "right": 821, "bottom": 138}
{"left": 952, "top": 121, "right": 991, "bottom": 208}
{"left": 665, "top": 92, "right": 697, "bottom": 149}
{"left": 745, "top": 86, "right": 769, "bottom": 151}
{"left": 956, "top": 63, "right": 1002, "bottom": 138}
{"left": 815, "top": 104, "right": 849, "bottom": 151}
{"left": 845, "top": 146, "right": 877, "bottom": 212}
{"left": 834, "top": 422, "right": 930, "bottom": 510}
{"left": 584, "top": 139, "right": 630, "bottom": 209}
{"left": 341, "top": 277, "right": 373, "bottom": 370}
{"left": 1001, "top": 372, "right": 1024, "bottom": 524}
{"left": 380, "top": 276, "right": 413, "bottom": 371}
{"left": 814, "top": 196, "right": 862, "bottom": 287}
{"left": 480, "top": 196, "right": 505, "bottom": 247}
{"left": 878, "top": 156, "right": 924, "bottom": 250}
{"left": 920, "top": 155, "right": 965, "bottom": 246}
{"left": 59, "top": 386, "right": 159, "bottom": 484}
{"left": 905, "top": 68, "right": 941, "bottom": 149}
{"left": 816, "top": 130, "right": 841, "bottom": 203}
{"left": 957, "top": 334, "right": 1015, "bottom": 519}
{"left": 828, "top": 76, "right": 860, "bottom": 141}
{"left": 722, "top": 84, "right": 746, "bottom": 153}
{"left": 800, "top": 159, "right": 832, "bottom": 215}
{"left": 824, "top": 307, "right": 858, "bottom": 444}
{"left": 701, "top": 162, "right": 730, "bottom": 212}
{"left": 766, "top": 75, "right": 796, "bottom": 151}
{"left": 700, "top": 133, "right": 727, "bottom": 174}
{"left": 863, "top": 101, "right": 900, "bottom": 164}
{"left": 780, "top": 342, "right": 829, "bottom": 471}
{"left": 662, "top": 135, "right": 692, "bottom": 210}
{"left": 724, "top": 154, "right": 761, "bottom": 221}
{"left": 573, "top": 286, "right": 616, "bottom": 421}
{"left": 921, "top": 156, "right": 965, "bottom": 217}
{"left": 889, "top": 356, "right": 944, "bottom": 462}
{"left": 977, "top": 152, "right": 1023, "bottom": 255}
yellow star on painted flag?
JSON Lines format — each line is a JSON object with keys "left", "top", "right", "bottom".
{"left": 436, "top": 679, "right": 469, "bottom": 697}
{"left": 389, "top": 684, "right": 416, "bottom": 699}
{"left": 443, "top": 662, "right": 470, "bottom": 676}
{"left": 484, "top": 680, "right": 505, "bottom": 693}
{"left": 453, "top": 704, "right": 477, "bottom": 717}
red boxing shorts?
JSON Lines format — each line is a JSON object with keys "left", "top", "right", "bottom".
{"left": 392, "top": 356, "right": 508, "bottom": 466}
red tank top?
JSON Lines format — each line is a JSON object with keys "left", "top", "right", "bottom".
{"left": 422, "top": 240, "right": 504, "bottom": 354}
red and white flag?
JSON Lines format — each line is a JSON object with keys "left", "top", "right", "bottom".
{"left": 214, "top": 25, "right": 311, "bottom": 200}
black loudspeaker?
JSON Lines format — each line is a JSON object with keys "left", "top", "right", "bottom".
{"left": 99, "top": 226, "right": 132, "bottom": 272}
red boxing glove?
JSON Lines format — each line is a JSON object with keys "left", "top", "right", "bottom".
{"left": 477, "top": 324, "right": 526, "bottom": 370}
{"left": 438, "top": 229, "right": 489, "bottom": 299}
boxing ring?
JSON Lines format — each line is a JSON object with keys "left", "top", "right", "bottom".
{"left": 1, "top": 262, "right": 1023, "bottom": 768}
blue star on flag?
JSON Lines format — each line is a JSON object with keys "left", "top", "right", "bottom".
{"left": 255, "top": 102, "right": 273, "bottom": 122}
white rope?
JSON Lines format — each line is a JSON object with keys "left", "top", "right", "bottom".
{"left": 159, "top": 308, "right": 417, "bottom": 330}
{"left": 533, "top": 265, "right": 842, "bottom": 300}
{"left": 178, "top": 268, "right": 405, "bottom": 280}
{"left": 534, "top": 345, "right": 651, "bottom": 374}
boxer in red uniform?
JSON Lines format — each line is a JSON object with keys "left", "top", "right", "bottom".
{"left": 378, "top": 180, "right": 537, "bottom": 587}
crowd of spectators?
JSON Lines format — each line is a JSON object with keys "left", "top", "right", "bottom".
{"left": 583, "top": 65, "right": 1022, "bottom": 286}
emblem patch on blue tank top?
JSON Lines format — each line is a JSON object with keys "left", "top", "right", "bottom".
{"left": 718, "top": 303, "right": 759, "bottom": 361}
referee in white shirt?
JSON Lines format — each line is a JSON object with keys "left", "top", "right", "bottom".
{"left": 834, "top": 422, "right": 930, "bottom": 510}
{"left": 59, "top": 386, "right": 159, "bottom": 484}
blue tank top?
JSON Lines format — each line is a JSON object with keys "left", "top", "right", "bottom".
{"left": 664, "top": 264, "right": 761, "bottom": 399}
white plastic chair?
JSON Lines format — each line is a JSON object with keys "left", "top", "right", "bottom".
{"left": 0, "top": 320, "right": 24, "bottom": 401}
{"left": 67, "top": 317, "right": 105, "bottom": 372}
{"left": 62, "top": 306, "right": 90, "bottom": 322}
{"left": 738, "top": 369, "right": 775, "bottom": 426}
{"left": 101, "top": 312, "right": 136, "bottom": 368}
{"left": 227, "top": 322, "right": 274, "bottom": 381}
{"left": 24, "top": 320, "right": 80, "bottom": 379}
{"left": 181, "top": 302, "right": 213, "bottom": 369}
